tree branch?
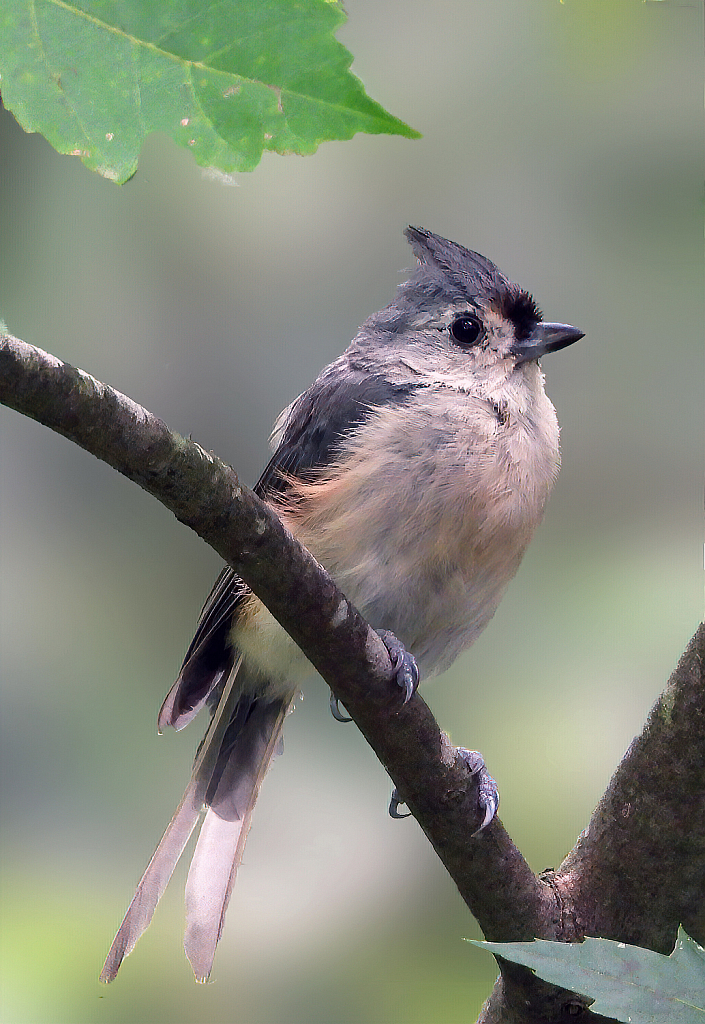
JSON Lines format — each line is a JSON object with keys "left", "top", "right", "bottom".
{"left": 0, "top": 333, "right": 553, "bottom": 947}
{"left": 3, "top": 333, "right": 702, "bottom": 1022}
{"left": 477, "top": 624, "right": 705, "bottom": 1021}
{"left": 560, "top": 623, "right": 705, "bottom": 950}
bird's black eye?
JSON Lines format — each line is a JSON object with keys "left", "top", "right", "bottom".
{"left": 450, "top": 314, "right": 482, "bottom": 347}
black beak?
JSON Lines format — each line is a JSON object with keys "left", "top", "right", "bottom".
{"left": 512, "top": 322, "right": 584, "bottom": 365}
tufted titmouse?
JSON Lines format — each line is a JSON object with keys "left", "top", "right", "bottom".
{"left": 101, "top": 227, "right": 582, "bottom": 983}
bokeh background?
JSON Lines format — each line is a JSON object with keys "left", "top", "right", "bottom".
{"left": 0, "top": 2, "right": 702, "bottom": 1021}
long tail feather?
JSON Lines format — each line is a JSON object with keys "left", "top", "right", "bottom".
{"left": 184, "top": 695, "right": 294, "bottom": 982}
{"left": 100, "top": 656, "right": 243, "bottom": 982}
{"left": 99, "top": 778, "right": 202, "bottom": 982}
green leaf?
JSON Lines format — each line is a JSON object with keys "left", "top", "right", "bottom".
{"left": 0, "top": 0, "right": 420, "bottom": 183}
{"left": 470, "top": 927, "right": 705, "bottom": 1023}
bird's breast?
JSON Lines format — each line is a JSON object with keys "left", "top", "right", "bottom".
{"left": 272, "top": 388, "right": 561, "bottom": 677}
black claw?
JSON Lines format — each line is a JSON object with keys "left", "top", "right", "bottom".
{"left": 457, "top": 748, "right": 499, "bottom": 835}
{"left": 389, "top": 787, "right": 411, "bottom": 819}
{"left": 329, "top": 691, "right": 352, "bottom": 723}
{"left": 377, "top": 630, "right": 419, "bottom": 704}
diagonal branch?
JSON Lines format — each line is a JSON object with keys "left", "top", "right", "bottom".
{"left": 558, "top": 624, "right": 705, "bottom": 951}
{"left": 5, "top": 333, "right": 702, "bottom": 1022}
{"left": 477, "top": 624, "right": 705, "bottom": 1021}
{"left": 0, "top": 332, "right": 555, "bottom": 948}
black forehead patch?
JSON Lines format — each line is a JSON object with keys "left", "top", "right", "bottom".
{"left": 497, "top": 288, "right": 542, "bottom": 340}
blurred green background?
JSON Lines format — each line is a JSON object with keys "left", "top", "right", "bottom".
{"left": 0, "top": 1, "right": 701, "bottom": 1021}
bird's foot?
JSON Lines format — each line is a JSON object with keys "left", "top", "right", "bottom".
{"left": 329, "top": 691, "right": 352, "bottom": 723}
{"left": 457, "top": 748, "right": 499, "bottom": 834}
{"left": 377, "top": 630, "right": 419, "bottom": 704}
{"left": 328, "top": 631, "right": 418, "bottom": 724}
{"left": 388, "top": 751, "right": 498, "bottom": 830}
{"left": 388, "top": 787, "right": 411, "bottom": 819}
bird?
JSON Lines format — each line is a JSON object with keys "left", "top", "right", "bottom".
{"left": 100, "top": 226, "right": 582, "bottom": 983}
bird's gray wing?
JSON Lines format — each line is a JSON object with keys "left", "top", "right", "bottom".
{"left": 158, "top": 369, "right": 420, "bottom": 733}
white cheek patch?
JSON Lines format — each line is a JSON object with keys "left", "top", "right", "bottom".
{"left": 482, "top": 309, "right": 516, "bottom": 359}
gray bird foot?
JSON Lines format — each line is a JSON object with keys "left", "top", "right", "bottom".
{"left": 377, "top": 630, "right": 419, "bottom": 704}
{"left": 329, "top": 691, "right": 352, "bottom": 723}
{"left": 457, "top": 748, "right": 499, "bottom": 834}
{"left": 388, "top": 752, "right": 498, "bottom": 829}
{"left": 389, "top": 787, "right": 411, "bottom": 819}
{"left": 329, "top": 631, "right": 418, "bottom": 724}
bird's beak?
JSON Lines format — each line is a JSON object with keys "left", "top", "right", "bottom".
{"left": 512, "top": 322, "right": 584, "bottom": 364}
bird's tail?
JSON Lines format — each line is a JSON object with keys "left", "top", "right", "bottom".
{"left": 184, "top": 693, "right": 292, "bottom": 981}
{"left": 100, "top": 660, "right": 293, "bottom": 983}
